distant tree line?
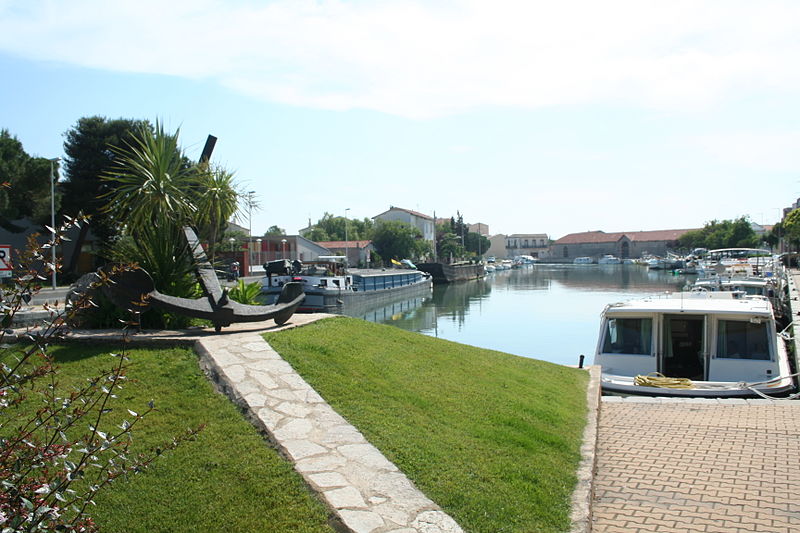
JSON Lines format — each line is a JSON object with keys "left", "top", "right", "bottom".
{"left": 0, "top": 129, "right": 62, "bottom": 231}
{"left": 677, "top": 217, "right": 760, "bottom": 250}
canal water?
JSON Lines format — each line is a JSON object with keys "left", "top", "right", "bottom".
{"left": 342, "top": 265, "right": 695, "bottom": 366}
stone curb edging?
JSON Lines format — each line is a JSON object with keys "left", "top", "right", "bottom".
{"left": 569, "top": 365, "right": 601, "bottom": 533}
{"left": 195, "top": 332, "right": 463, "bottom": 533}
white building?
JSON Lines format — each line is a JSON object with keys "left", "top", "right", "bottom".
{"left": 505, "top": 233, "right": 550, "bottom": 259}
{"left": 373, "top": 206, "right": 435, "bottom": 244}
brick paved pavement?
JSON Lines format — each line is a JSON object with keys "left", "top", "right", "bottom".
{"left": 592, "top": 398, "right": 800, "bottom": 533}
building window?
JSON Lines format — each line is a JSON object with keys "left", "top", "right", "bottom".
{"left": 563, "top": 247, "right": 568, "bottom": 258}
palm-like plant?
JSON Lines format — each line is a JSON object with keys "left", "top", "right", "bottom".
{"left": 192, "top": 164, "right": 239, "bottom": 263}
{"left": 102, "top": 121, "right": 195, "bottom": 233}
{"left": 101, "top": 121, "right": 243, "bottom": 323}
{"left": 101, "top": 122, "right": 199, "bottom": 313}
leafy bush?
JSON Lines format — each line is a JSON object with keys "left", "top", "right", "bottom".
{"left": 228, "top": 280, "right": 262, "bottom": 305}
{"left": 0, "top": 214, "right": 198, "bottom": 532}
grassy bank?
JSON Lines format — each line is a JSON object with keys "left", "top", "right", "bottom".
{"left": 264, "top": 317, "right": 589, "bottom": 533}
{"left": 9, "top": 344, "right": 336, "bottom": 533}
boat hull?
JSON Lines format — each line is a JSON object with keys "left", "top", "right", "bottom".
{"left": 262, "top": 276, "right": 432, "bottom": 313}
{"left": 601, "top": 374, "right": 796, "bottom": 398}
{"left": 416, "top": 263, "right": 485, "bottom": 283}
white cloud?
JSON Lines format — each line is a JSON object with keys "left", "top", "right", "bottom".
{"left": 1, "top": 0, "right": 799, "bottom": 118}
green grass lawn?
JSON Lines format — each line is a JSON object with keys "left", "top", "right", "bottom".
{"left": 5, "top": 344, "right": 336, "bottom": 533}
{"left": 264, "top": 317, "right": 589, "bottom": 533}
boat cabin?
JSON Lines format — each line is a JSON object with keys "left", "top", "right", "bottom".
{"left": 595, "top": 292, "right": 788, "bottom": 387}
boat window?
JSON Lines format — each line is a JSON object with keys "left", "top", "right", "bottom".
{"left": 716, "top": 320, "right": 770, "bottom": 360}
{"left": 602, "top": 318, "right": 652, "bottom": 355}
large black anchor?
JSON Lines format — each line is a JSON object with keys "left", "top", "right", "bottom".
{"left": 104, "top": 227, "right": 304, "bottom": 332}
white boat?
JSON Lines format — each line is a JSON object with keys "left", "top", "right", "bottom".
{"left": 597, "top": 255, "right": 621, "bottom": 265}
{"left": 696, "top": 248, "right": 780, "bottom": 278}
{"left": 594, "top": 291, "right": 795, "bottom": 397}
{"left": 513, "top": 255, "right": 537, "bottom": 267}
{"left": 574, "top": 256, "right": 594, "bottom": 265}
{"left": 693, "top": 279, "right": 788, "bottom": 325}
{"left": 260, "top": 257, "right": 432, "bottom": 312}
{"left": 484, "top": 264, "right": 496, "bottom": 273}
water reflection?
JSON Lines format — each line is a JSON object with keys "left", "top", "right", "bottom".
{"left": 340, "top": 265, "right": 695, "bottom": 366}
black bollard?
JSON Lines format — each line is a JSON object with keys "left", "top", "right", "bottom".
{"left": 578, "top": 354, "right": 585, "bottom": 368}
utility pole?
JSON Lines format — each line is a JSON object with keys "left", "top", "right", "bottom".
{"left": 344, "top": 208, "right": 350, "bottom": 266}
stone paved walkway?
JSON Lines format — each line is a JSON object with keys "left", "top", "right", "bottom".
{"left": 592, "top": 397, "right": 800, "bottom": 533}
{"left": 195, "top": 327, "right": 463, "bottom": 533}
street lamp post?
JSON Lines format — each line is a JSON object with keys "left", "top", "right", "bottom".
{"left": 49, "top": 158, "right": 60, "bottom": 290}
{"left": 256, "top": 238, "right": 262, "bottom": 268}
{"left": 247, "top": 190, "right": 256, "bottom": 238}
{"left": 281, "top": 239, "right": 287, "bottom": 260}
{"left": 344, "top": 208, "right": 350, "bottom": 266}
{"left": 247, "top": 190, "right": 255, "bottom": 273}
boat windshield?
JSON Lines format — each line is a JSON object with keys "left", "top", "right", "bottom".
{"left": 298, "top": 262, "right": 346, "bottom": 277}
{"left": 716, "top": 319, "right": 770, "bottom": 360}
{"left": 602, "top": 318, "right": 652, "bottom": 355}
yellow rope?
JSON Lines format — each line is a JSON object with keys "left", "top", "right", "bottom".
{"left": 634, "top": 372, "right": 694, "bottom": 389}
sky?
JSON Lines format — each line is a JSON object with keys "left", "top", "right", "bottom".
{"left": 1, "top": 0, "right": 799, "bottom": 240}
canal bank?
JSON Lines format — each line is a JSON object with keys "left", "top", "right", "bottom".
{"left": 17, "top": 315, "right": 590, "bottom": 533}
{"left": 11, "top": 267, "right": 800, "bottom": 531}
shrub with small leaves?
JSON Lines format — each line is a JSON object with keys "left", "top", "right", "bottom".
{"left": 0, "top": 211, "right": 200, "bottom": 532}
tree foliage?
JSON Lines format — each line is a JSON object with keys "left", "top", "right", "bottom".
{"left": 305, "top": 213, "right": 373, "bottom": 242}
{"left": 436, "top": 229, "right": 465, "bottom": 262}
{"left": 264, "top": 225, "right": 286, "bottom": 236}
{"left": 677, "top": 217, "right": 758, "bottom": 250}
{"left": 371, "top": 221, "right": 430, "bottom": 264}
{"left": 0, "top": 129, "right": 58, "bottom": 231}
{"left": 764, "top": 221, "right": 782, "bottom": 249}
{"left": 782, "top": 209, "right": 800, "bottom": 248}
{"left": 465, "top": 232, "right": 490, "bottom": 256}
{"left": 61, "top": 117, "right": 148, "bottom": 244}
{"left": 435, "top": 214, "right": 489, "bottom": 260}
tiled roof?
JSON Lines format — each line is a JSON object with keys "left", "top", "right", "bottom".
{"left": 373, "top": 206, "right": 433, "bottom": 220}
{"left": 315, "top": 240, "right": 372, "bottom": 248}
{"left": 554, "top": 229, "right": 696, "bottom": 245}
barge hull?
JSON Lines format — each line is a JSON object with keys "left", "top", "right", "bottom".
{"left": 416, "top": 263, "right": 485, "bottom": 284}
